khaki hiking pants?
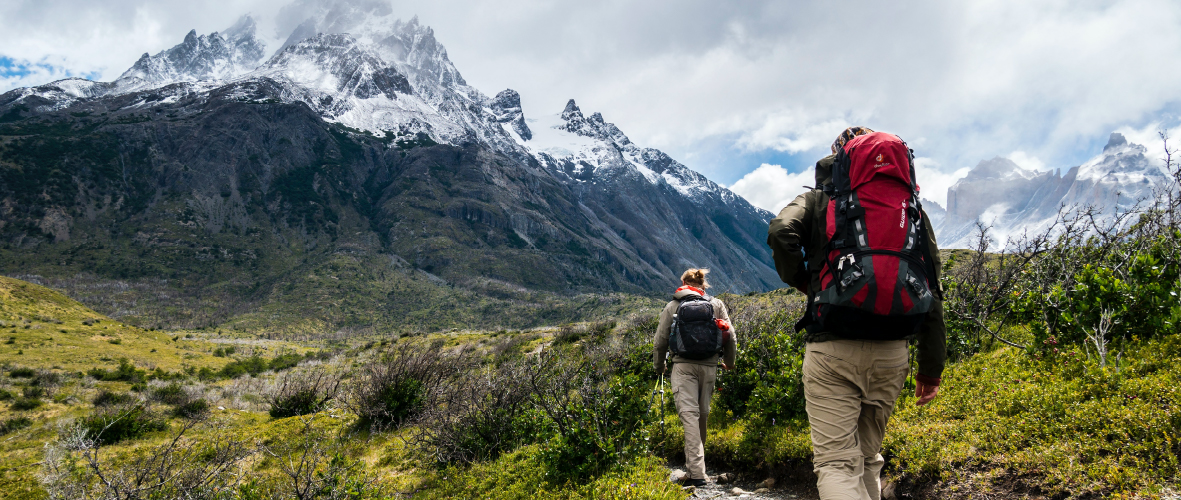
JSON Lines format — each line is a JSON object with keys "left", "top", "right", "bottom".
{"left": 803, "top": 339, "right": 909, "bottom": 500}
{"left": 671, "top": 362, "right": 716, "bottom": 480}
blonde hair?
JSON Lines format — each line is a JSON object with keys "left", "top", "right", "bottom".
{"left": 680, "top": 268, "right": 710, "bottom": 288}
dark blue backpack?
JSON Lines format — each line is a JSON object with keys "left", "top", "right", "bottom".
{"left": 670, "top": 296, "right": 723, "bottom": 360}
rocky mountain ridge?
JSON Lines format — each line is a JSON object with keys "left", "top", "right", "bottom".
{"left": 0, "top": 4, "right": 779, "bottom": 330}
{"left": 936, "top": 132, "right": 1170, "bottom": 248}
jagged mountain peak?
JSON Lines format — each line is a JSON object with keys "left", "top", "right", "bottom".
{"left": 277, "top": 2, "right": 467, "bottom": 93}
{"left": 960, "top": 157, "right": 1040, "bottom": 182}
{"left": 113, "top": 15, "right": 266, "bottom": 93}
{"left": 1104, "top": 132, "right": 1129, "bottom": 152}
{"left": 556, "top": 100, "right": 631, "bottom": 147}
{"left": 259, "top": 32, "right": 411, "bottom": 101}
{"left": 488, "top": 89, "right": 531, "bottom": 140}
{"left": 938, "top": 132, "right": 1171, "bottom": 248}
{"left": 561, "top": 99, "right": 580, "bottom": 117}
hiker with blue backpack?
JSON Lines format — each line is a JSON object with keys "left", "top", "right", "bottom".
{"left": 652, "top": 268, "right": 736, "bottom": 488}
{"left": 768, "top": 127, "right": 947, "bottom": 500}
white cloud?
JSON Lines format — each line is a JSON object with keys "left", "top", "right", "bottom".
{"left": 1005, "top": 151, "right": 1049, "bottom": 172}
{"left": 728, "top": 163, "right": 813, "bottom": 213}
{"left": 3, "top": 0, "right": 1181, "bottom": 189}
{"left": 731, "top": 157, "right": 968, "bottom": 212}
{"left": 912, "top": 157, "right": 969, "bottom": 207}
{"left": 1113, "top": 122, "right": 1181, "bottom": 167}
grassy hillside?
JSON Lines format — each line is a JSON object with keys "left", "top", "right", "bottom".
{"left": 2, "top": 206, "right": 1179, "bottom": 499}
{"left": 691, "top": 316, "right": 1181, "bottom": 498}
{"left": 12, "top": 250, "right": 663, "bottom": 337}
{"left": 0, "top": 275, "right": 227, "bottom": 373}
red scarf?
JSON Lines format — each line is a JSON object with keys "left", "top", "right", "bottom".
{"left": 676, "top": 285, "right": 706, "bottom": 296}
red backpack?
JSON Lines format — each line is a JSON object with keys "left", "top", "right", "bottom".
{"left": 806, "top": 132, "right": 937, "bottom": 339}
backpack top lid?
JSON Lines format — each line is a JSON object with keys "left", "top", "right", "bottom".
{"left": 841, "top": 132, "right": 915, "bottom": 192}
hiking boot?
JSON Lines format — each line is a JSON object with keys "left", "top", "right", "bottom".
{"left": 684, "top": 478, "right": 707, "bottom": 487}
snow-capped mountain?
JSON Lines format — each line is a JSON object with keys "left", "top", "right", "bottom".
{"left": 936, "top": 133, "right": 1172, "bottom": 248}
{"left": 114, "top": 16, "right": 267, "bottom": 93}
{"left": 525, "top": 99, "right": 758, "bottom": 211}
{"left": 0, "top": 2, "right": 781, "bottom": 294}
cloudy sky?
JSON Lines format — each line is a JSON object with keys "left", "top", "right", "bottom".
{"left": 2, "top": 0, "right": 1179, "bottom": 212}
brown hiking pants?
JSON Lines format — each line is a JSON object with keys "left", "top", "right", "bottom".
{"left": 671, "top": 361, "right": 716, "bottom": 480}
{"left": 804, "top": 339, "right": 909, "bottom": 500}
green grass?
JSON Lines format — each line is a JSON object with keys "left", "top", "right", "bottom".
{"left": 694, "top": 326, "right": 1181, "bottom": 498}
{"left": 413, "top": 445, "right": 686, "bottom": 500}
{"left": 0, "top": 276, "right": 1177, "bottom": 499}
{"left": 0, "top": 276, "right": 226, "bottom": 373}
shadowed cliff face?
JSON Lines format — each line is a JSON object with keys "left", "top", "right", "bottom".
{"left": 0, "top": 76, "right": 777, "bottom": 329}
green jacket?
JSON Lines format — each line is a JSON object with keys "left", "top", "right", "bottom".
{"left": 766, "top": 154, "right": 947, "bottom": 383}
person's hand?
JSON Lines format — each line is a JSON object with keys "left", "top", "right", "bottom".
{"left": 721, "top": 363, "right": 733, "bottom": 371}
{"left": 915, "top": 379, "right": 940, "bottom": 406}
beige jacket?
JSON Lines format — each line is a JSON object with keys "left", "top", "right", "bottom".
{"left": 652, "top": 288, "right": 738, "bottom": 373}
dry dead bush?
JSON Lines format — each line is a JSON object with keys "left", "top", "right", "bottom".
{"left": 39, "top": 416, "right": 254, "bottom": 500}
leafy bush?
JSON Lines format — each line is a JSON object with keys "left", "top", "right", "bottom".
{"left": 150, "top": 382, "right": 188, "bottom": 405}
{"left": 219, "top": 356, "right": 270, "bottom": 378}
{"left": 413, "top": 361, "right": 542, "bottom": 465}
{"left": 267, "top": 370, "right": 340, "bottom": 419}
{"left": 172, "top": 398, "right": 209, "bottom": 419}
{"left": 0, "top": 388, "right": 12, "bottom": 400}
{"left": 87, "top": 358, "right": 145, "bottom": 382}
{"left": 525, "top": 345, "right": 653, "bottom": 484}
{"left": 347, "top": 340, "right": 453, "bottom": 429}
{"left": 712, "top": 292, "right": 807, "bottom": 423}
{"left": 11, "top": 397, "right": 42, "bottom": 411}
{"left": 8, "top": 367, "right": 34, "bottom": 378}
{"left": 0, "top": 416, "right": 32, "bottom": 435}
{"left": 77, "top": 402, "right": 168, "bottom": 445}
{"left": 219, "top": 353, "right": 310, "bottom": 379}
{"left": 92, "top": 390, "right": 133, "bottom": 407}
{"left": 418, "top": 445, "right": 684, "bottom": 500}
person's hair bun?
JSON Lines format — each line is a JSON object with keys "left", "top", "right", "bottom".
{"left": 680, "top": 268, "right": 710, "bottom": 288}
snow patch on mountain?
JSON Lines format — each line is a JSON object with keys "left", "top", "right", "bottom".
{"left": 114, "top": 16, "right": 266, "bottom": 93}
{"left": 936, "top": 132, "right": 1172, "bottom": 249}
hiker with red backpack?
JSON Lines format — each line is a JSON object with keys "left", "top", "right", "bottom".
{"left": 768, "top": 127, "right": 946, "bottom": 500}
{"left": 652, "top": 268, "right": 736, "bottom": 488}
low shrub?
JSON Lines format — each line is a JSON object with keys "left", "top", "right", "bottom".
{"left": 413, "top": 361, "right": 543, "bottom": 464}
{"left": 22, "top": 385, "right": 45, "bottom": 399}
{"left": 267, "top": 370, "right": 340, "bottom": 419}
{"left": 8, "top": 367, "right": 34, "bottom": 378}
{"left": 11, "top": 397, "right": 42, "bottom": 411}
{"left": 0, "top": 388, "right": 13, "bottom": 400}
{"left": 172, "top": 398, "right": 209, "bottom": 419}
{"left": 77, "top": 402, "right": 168, "bottom": 445}
{"left": 87, "top": 358, "right": 145, "bottom": 382}
{"left": 219, "top": 356, "right": 269, "bottom": 378}
{"left": 149, "top": 383, "right": 188, "bottom": 405}
{"left": 219, "top": 353, "right": 309, "bottom": 378}
{"left": 417, "top": 445, "right": 683, "bottom": 500}
{"left": 31, "top": 370, "right": 62, "bottom": 390}
{"left": 92, "top": 390, "right": 133, "bottom": 407}
{"left": 0, "top": 416, "right": 32, "bottom": 435}
{"left": 524, "top": 345, "right": 653, "bottom": 484}
{"left": 347, "top": 340, "right": 453, "bottom": 429}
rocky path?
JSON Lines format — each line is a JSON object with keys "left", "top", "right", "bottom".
{"left": 667, "top": 466, "right": 820, "bottom": 500}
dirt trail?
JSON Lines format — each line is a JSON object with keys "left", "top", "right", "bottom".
{"left": 666, "top": 465, "right": 820, "bottom": 500}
